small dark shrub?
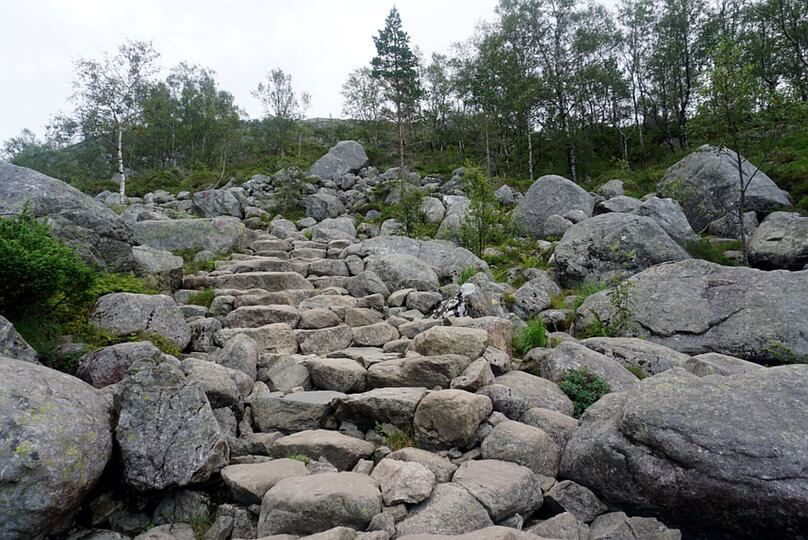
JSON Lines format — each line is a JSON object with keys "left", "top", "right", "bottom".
{"left": 513, "top": 319, "right": 548, "bottom": 357}
{"left": 559, "top": 368, "right": 611, "bottom": 418}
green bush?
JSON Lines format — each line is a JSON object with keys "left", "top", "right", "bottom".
{"left": 391, "top": 182, "right": 427, "bottom": 237}
{"left": 559, "top": 368, "right": 611, "bottom": 418}
{"left": 513, "top": 319, "right": 548, "bottom": 357}
{"left": 187, "top": 288, "right": 215, "bottom": 308}
{"left": 458, "top": 267, "right": 479, "bottom": 284}
{"left": 685, "top": 238, "right": 739, "bottom": 266}
{"left": 0, "top": 211, "right": 97, "bottom": 315}
{"left": 571, "top": 282, "right": 607, "bottom": 311}
{"left": 458, "top": 165, "right": 506, "bottom": 257}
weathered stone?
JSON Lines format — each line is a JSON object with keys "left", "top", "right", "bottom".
{"left": 580, "top": 337, "right": 688, "bottom": 376}
{"left": 336, "top": 387, "right": 428, "bottom": 429}
{"left": 527, "top": 512, "right": 589, "bottom": 540}
{"left": 684, "top": 352, "right": 763, "bottom": 377}
{"left": 516, "top": 175, "right": 595, "bottom": 238}
{"left": 560, "top": 366, "right": 808, "bottom": 536}
{"left": 536, "top": 341, "right": 639, "bottom": 393}
{"left": 478, "top": 371, "right": 574, "bottom": 419}
{"left": 413, "top": 389, "right": 492, "bottom": 449}
{"left": 452, "top": 459, "right": 543, "bottom": 522}
{"left": 309, "top": 141, "right": 369, "bottom": 180}
{"left": 544, "top": 480, "right": 607, "bottom": 524}
{"left": 192, "top": 188, "right": 243, "bottom": 218}
{"left": 481, "top": 420, "right": 560, "bottom": 477}
{"left": 226, "top": 305, "right": 300, "bottom": 328}
{"left": 352, "top": 322, "right": 399, "bottom": 347}
{"left": 513, "top": 272, "right": 562, "bottom": 320}
{"left": 410, "top": 326, "right": 488, "bottom": 360}
{"left": 271, "top": 430, "right": 375, "bottom": 470}
{"left": 588, "top": 512, "right": 681, "bottom": 540}
{"left": 212, "top": 333, "right": 259, "bottom": 380}
{"left": 221, "top": 459, "right": 310, "bottom": 504}
{"left": 257, "top": 472, "right": 381, "bottom": 536}
{"left": 77, "top": 341, "right": 162, "bottom": 388}
{"left": 451, "top": 358, "right": 495, "bottom": 392}
{"left": 371, "top": 458, "right": 436, "bottom": 505}
{"left": 632, "top": 197, "right": 698, "bottom": 246}
{"left": 297, "top": 325, "right": 354, "bottom": 355}
{"left": 367, "top": 254, "right": 440, "bottom": 292}
{"left": 132, "top": 246, "right": 184, "bottom": 290}
{"left": 0, "top": 315, "right": 38, "bottom": 363}
{"left": 749, "top": 211, "right": 808, "bottom": 270}
{"left": 386, "top": 447, "right": 458, "bottom": 483}
{"left": 216, "top": 324, "right": 298, "bottom": 355}
{"left": 519, "top": 408, "right": 578, "bottom": 451}
{"left": 0, "top": 359, "right": 113, "bottom": 539}
{"left": 396, "top": 484, "right": 493, "bottom": 537}
{"left": 251, "top": 390, "right": 343, "bottom": 431}
{"left": 90, "top": 293, "right": 191, "bottom": 350}
{"left": 152, "top": 489, "right": 210, "bottom": 525}
{"left": 305, "top": 356, "right": 367, "bottom": 393}
{"left": 132, "top": 216, "right": 248, "bottom": 254}
{"left": 116, "top": 358, "right": 228, "bottom": 490}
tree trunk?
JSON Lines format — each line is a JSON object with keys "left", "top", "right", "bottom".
{"left": 734, "top": 149, "right": 749, "bottom": 264}
{"left": 117, "top": 126, "right": 126, "bottom": 204}
{"left": 484, "top": 118, "right": 491, "bottom": 180}
{"left": 397, "top": 101, "right": 405, "bottom": 173}
{"left": 527, "top": 127, "right": 534, "bottom": 183}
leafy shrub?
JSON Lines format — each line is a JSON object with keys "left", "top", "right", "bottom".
{"left": 571, "top": 282, "right": 607, "bottom": 311}
{"left": 390, "top": 182, "right": 427, "bottom": 237}
{"left": 559, "top": 368, "right": 611, "bottom": 418}
{"left": 287, "top": 453, "right": 311, "bottom": 464}
{"left": 274, "top": 167, "right": 310, "bottom": 215}
{"left": 513, "top": 319, "right": 548, "bottom": 357}
{"left": 458, "top": 165, "right": 506, "bottom": 256}
{"left": 187, "top": 288, "right": 215, "bottom": 308}
{"left": 685, "top": 238, "right": 738, "bottom": 266}
{"left": 458, "top": 267, "right": 479, "bottom": 284}
{"left": 0, "top": 211, "right": 97, "bottom": 315}
{"left": 626, "top": 365, "right": 647, "bottom": 379}
{"left": 375, "top": 422, "right": 415, "bottom": 451}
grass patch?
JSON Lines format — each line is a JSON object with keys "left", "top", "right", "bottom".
{"left": 174, "top": 248, "right": 226, "bottom": 274}
{"left": 626, "top": 365, "right": 647, "bottom": 379}
{"left": 375, "top": 422, "right": 416, "bottom": 451}
{"left": 458, "top": 266, "right": 479, "bottom": 284}
{"left": 513, "top": 319, "right": 548, "bottom": 357}
{"left": 187, "top": 288, "right": 215, "bottom": 308}
{"left": 570, "top": 282, "right": 608, "bottom": 311}
{"left": 685, "top": 238, "right": 740, "bottom": 266}
{"left": 287, "top": 452, "right": 311, "bottom": 464}
{"left": 559, "top": 368, "right": 612, "bottom": 418}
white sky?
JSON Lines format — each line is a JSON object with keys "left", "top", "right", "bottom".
{"left": 0, "top": 0, "right": 501, "bottom": 143}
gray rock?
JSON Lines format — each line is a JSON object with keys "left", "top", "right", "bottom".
{"left": 216, "top": 323, "right": 298, "bottom": 355}
{"left": 305, "top": 356, "right": 367, "bottom": 393}
{"left": 749, "top": 211, "right": 808, "bottom": 270}
{"left": 297, "top": 325, "right": 354, "bottom": 355}
{"left": 580, "top": 337, "right": 688, "bottom": 376}
{"left": 305, "top": 193, "right": 346, "bottom": 220}
{"left": 0, "top": 359, "right": 113, "bottom": 539}
{"left": 452, "top": 459, "right": 543, "bottom": 521}
{"left": 371, "top": 458, "right": 436, "bottom": 505}
{"left": 588, "top": 512, "right": 681, "bottom": 540}
{"left": 527, "top": 512, "right": 589, "bottom": 539}
{"left": 251, "top": 390, "right": 343, "bottom": 431}
{"left": 632, "top": 196, "right": 698, "bottom": 246}
{"left": 309, "top": 141, "right": 369, "bottom": 180}
{"left": 132, "top": 216, "right": 248, "bottom": 254}
{"left": 116, "top": 358, "right": 228, "bottom": 490}
{"left": 494, "top": 184, "right": 522, "bottom": 206}
{"left": 658, "top": 145, "right": 790, "bottom": 231}
{"left": 131, "top": 246, "right": 184, "bottom": 290}
{"left": 519, "top": 408, "right": 579, "bottom": 451}
{"left": 576, "top": 259, "right": 808, "bottom": 362}
{"left": 90, "top": 293, "right": 191, "bottom": 350}
{"left": 707, "top": 210, "right": 758, "bottom": 239}
{"left": 212, "top": 333, "right": 259, "bottom": 380}
{"left": 596, "top": 179, "right": 624, "bottom": 198}
{"left": 367, "top": 254, "right": 440, "bottom": 292}
{"left": 554, "top": 213, "right": 690, "bottom": 287}
{"left": 478, "top": 371, "right": 574, "bottom": 418}
{"left": 513, "top": 272, "right": 562, "bottom": 320}
{"left": 257, "top": 472, "right": 381, "bottom": 536}
{"left": 543, "top": 214, "right": 574, "bottom": 237}
{"left": 192, "top": 188, "right": 244, "bottom": 218}
{"left": 396, "top": 483, "right": 493, "bottom": 537}
{"left": 221, "top": 458, "right": 310, "bottom": 504}
{"left": 352, "top": 322, "right": 399, "bottom": 347}
{"left": 271, "top": 429, "right": 375, "bottom": 470}
{"left": 413, "top": 389, "right": 492, "bottom": 449}
{"left": 361, "top": 236, "right": 487, "bottom": 281}
{"left": 684, "top": 352, "right": 764, "bottom": 377}
{"left": 335, "top": 387, "right": 428, "bottom": 429}
{"left": 0, "top": 162, "right": 135, "bottom": 271}
{"left": 516, "top": 175, "right": 595, "bottom": 238}
{"left": 133, "top": 524, "right": 195, "bottom": 540}
{"left": 410, "top": 326, "right": 488, "bottom": 360}
{"left": 385, "top": 447, "right": 458, "bottom": 482}
{"left": 596, "top": 195, "right": 641, "bottom": 214}
{"left": 299, "top": 308, "right": 342, "bottom": 329}
{"left": 77, "top": 341, "right": 162, "bottom": 387}
{"left": 560, "top": 366, "right": 808, "bottom": 536}
{"left": 226, "top": 305, "right": 300, "bottom": 328}
{"left": 481, "top": 420, "right": 560, "bottom": 477}
{"left": 451, "top": 357, "right": 495, "bottom": 391}
{"left": 152, "top": 489, "right": 210, "bottom": 525}
{"left": 545, "top": 480, "right": 607, "bottom": 523}
{"left": 0, "top": 314, "right": 38, "bottom": 362}
{"left": 536, "top": 341, "right": 638, "bottom": 393}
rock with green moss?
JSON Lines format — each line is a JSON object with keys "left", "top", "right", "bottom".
{"left": 132, "top": 216, "right": 249, "bottom": 254}
{"left": 0, "top": 358, "right": 113, "bottom": 539}
{"left": 90, "top": 292, "right": 191, "bottom": 350}
{"left": 116, "top": 357, "right": 228, "bottom": 490}
{"left": 0, "top": 315, "right": 38, "bottom": 363}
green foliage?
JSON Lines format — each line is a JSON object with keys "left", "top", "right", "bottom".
{"left": 458, "top": 165, "right": 506, "bottom": 257}
{"left": 458, "top": 267, "right": 479, "bottom": 285}
{"left": 389, "top": 182, "right": 428, "bottom": 237}
{"left": 287, "top": 453, "right": 311, "bottom": 464}
{"left": 187, "top": 288, "right": 215, "bottom": 308}
{"left": 626, "top": 365, "right": 647, "bottom": 379}
{"left": 274, "top": 167, "right": 311, "bottom": 215}
{"left": 0, "top": 211, "right": 97, "bottom": 316}
{"left": 559, "top": 368, "right": 612, "bottom": 418}
{"left": 765, "top": 342, "right": 808, "bottom": 365}
{"left": 578, "top": 276, "right": 634, "bottom": 338}
{"left": 685, "top": 238, "right": 739, "bottom": 266}
{"left": 571, "top": 282, "right": 608, "bottom": 311}
{"left": 513, "top": 319, "right": 548, "bottom": 357}
{"left": 375, "top": 422, "right": 415, "bottom": 451}
{"left": 174, "top": 249, "right": 225, "bottom": 274}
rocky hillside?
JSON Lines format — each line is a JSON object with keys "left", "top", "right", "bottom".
{"left": 0, "top": 141, "right": 807, "bottom": 540}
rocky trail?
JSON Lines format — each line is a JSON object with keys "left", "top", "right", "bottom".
{"left": 1, "top": 141, "right": 808, "bottom": 540}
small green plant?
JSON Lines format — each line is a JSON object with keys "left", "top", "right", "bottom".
{"left": 187, "top": 288, "right": 215, "bottom": 308}
{"left": 458, "top": 266, "right": 479, "bottom": 284}
{"left": 685, "top": 238, "right": 739, "bottom": 266}
{"left": 375, "top": 422, "right": 415, "bottom": 451}
{"left": 626, "top": 365, "right": 647, "bottom": 379}
{"left": 579, "top": 276, "right": 634, "bottom": 338}
{"left": 571, "top": 282, "right": 607, "bottom": 311}
{"left": 391, "top": 182, "right": 427, "bottom": 237}
{"left": 458, "top": 164, "right": 506, "bottom": 257}
{"left": 174, "top": 249, "right": 225, "bottom": 274}
{"left": 513, "top": 319, "right": 548, "bottom": 357}
{"left": 287, "top": 452, "right": 311, "bottom": 464}
{"left": 501, "top": 291, "right": 517, "bottom": 307}
{"left": 549, "top": 292, "right": 569, "bottom": 310}
{"left": 274, "top": 167, "right": 310, "bottom": 215}
{"left": 766, "top": 342, "right": 808, "bottom": 365}
{"left": 559, "top": 368, "right": 611, "bottom": 418}
{"left": 303, "top": 229, "right": 313, "bottom": 240}
{"left": 188, "top": 513, "right": 214, "bottom": 539}
{"left": 520, "top": 253, "right": 549, "bottom": 270}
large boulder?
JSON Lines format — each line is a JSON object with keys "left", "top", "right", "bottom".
{"left": 413, "top": 389, "right": 492, "bottom": 449}
{"left": 367, "top": 254, "right": 439, "bottom": 292}
{"left": 554, "top": 213, "right": 690, "bottom": 287}
{"left": 576, "top": 259, "right": 808, "bottom": 362}
{"left": 516, "top": 175, "right": 594, "bottom": 238}
{"left": 657, "top": 145, "right": 791, "bottom": 231}
{"left": 305, "top": 192, "right": 346, "bottom": 221}
{"left": 77, "top": 341, "right": 162, "bottom": 387}
{"left": 0, "top": 359, "right": 113, "bottom": 539}
{"left": 116, "top": 358, "right": 228, "bottom": 490}
{"left": 560, "top": 366, "right": 808, "bottom": 536}
{"left": 632, "top": 197, "right": 698, "bottom": 246}
{"left": 131, "top": 246, "right": 184, "bottom": 290}
{"left": 748, "top": 211, "right": 808, "bottom": 270}
{"left": 361, "top": 236, "right": 487, "bottom": 280}
{"left": 0, "top": 162, "right": 135, "bottom": 271}
{"left": 452, "top": 459, "right": 544, "bottom": 522}
{"left": 0, "top": 315, "right": 38, "bottom": 363}
{"left": 192, "top": 188, "right": 244, "bottom": 218}
{"left": 90, "top": 293, "right": 191, "bottom": 350}
{"left": 309, "top": 141, "right": 369, "bottom": 180}
{"left": 257, "top": 472, "right": 381, "bottom": 536}
{"left": 396, "top": 483, "right": 493, "bottom": 537}
{"left": 132, "top": 216, "right": 249, "bottom": 254}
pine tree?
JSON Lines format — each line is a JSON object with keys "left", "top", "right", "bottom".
{"left": 371, "top": 6, "right": 422, "bottom": 173}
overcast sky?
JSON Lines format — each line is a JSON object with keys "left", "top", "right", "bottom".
{"left": 0, "top": 0, "right": 504, "bottom": 143}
